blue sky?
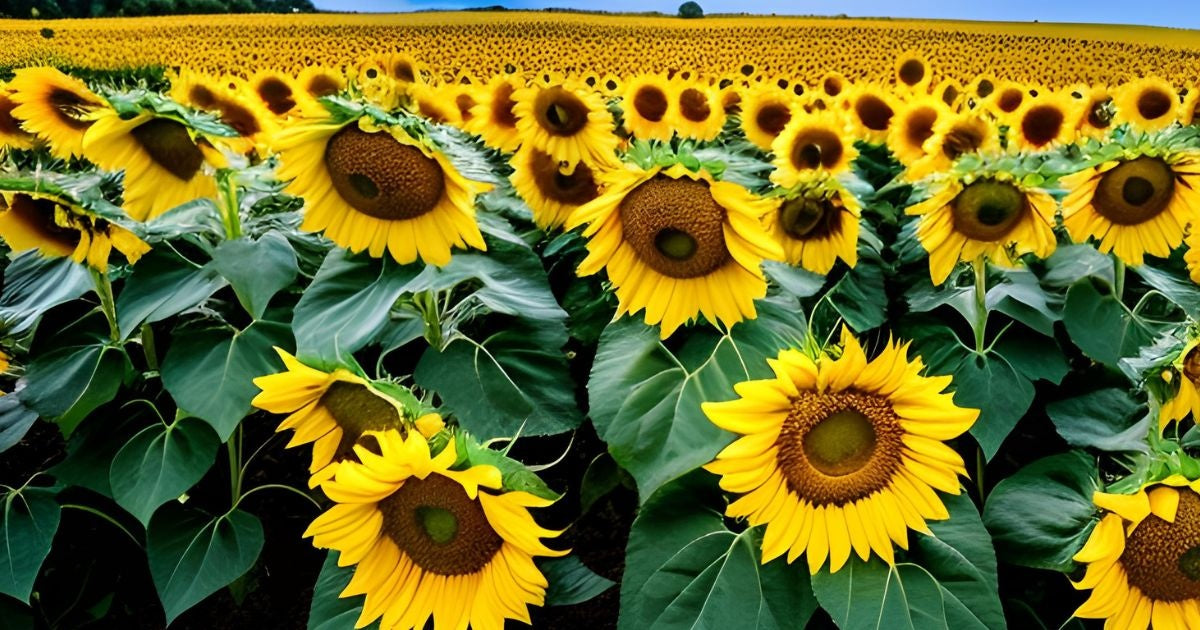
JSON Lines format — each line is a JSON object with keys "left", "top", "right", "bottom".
{"left": 312, "top": 0, "right": 1199, "bottom": 29}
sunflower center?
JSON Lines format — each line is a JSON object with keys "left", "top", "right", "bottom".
{"left": 898, "top": 59, "right": 925, "bottom": 87}
{"left": 257, "top": 77, "right": 296, "bottom": 116}
{"left": 1119, "top": 491, "right": 1200, "bottom": 602}
{"left": 790, "top": 128, "right": 844, "bottom": 171}
{"left": 1087, "top": 97, "right": 1113, "bottom": 130}
{"left": 905, "top": 107, "right": 938, "bottom": 148}
{"left": 4, "top": 194, "right": 82, "bottom": 253}
{"left": 308, "top": 74, "right": 341, "bottom": 98}
{"left": 633, "top": 85, "right": 669, "bottom": 123}
{"left": 379, "top": 474, "right": 504, "bottom": 576}
{"left": 130, "top": 118, "right": 204, "bottom": 182}
{"left": 1092, "top": 157, "right": 1175, "bottom": 226}
{"left": 1138, "top": 88, "right": 1173, "bottom": 121}
{"left": 950, "top": 180, "right": 1026, "bottom": 242}
{"left": 943, "top": 124, "right": 984, "bottom": 159}
{"left": 324, "top": 125, "right": 445, "bottom": 221}
{"left": 529, "top": 150, "right": 599, "bottom": 206}
{"left": 534, "top": 87, "right": 588, "bottom": 137}
{"left": 996, "top": 88, "right": 1024, "bottom": 113}
{"left": 491, "top": 82, "right": 519, "bottom": 129}
{"left": 319, "top": 380, "right": 403, "bottom": 463}
{"left": 941, "top": 85, "right": 960, "bottom": 107}
{"left": 0, "top": 94, "right": 26, "bottom": 137}
{"left": 455, "top": 94, "right": 476, "bottom": 120}
{"left": 679, "top": 88, "right": 711, "bottom": 123}
{"left": 776, "top": 390, "right": 905, "bottom": 506}
{"left": 976, "top": 80, "right": 995, "bottom": 98}
{"left": 779, "top": 196, "right": 842, "bottom": 240}
{"left": 855, "top": 95, "right": 894, "bottom": 132}
{"left": 618, "top": 176, "right": 731, "bottom": 279}
{"left": 1183, "top": 347, "right": 1200, "bottom": 384}
{"left": 1021, "top": 104, "right": 1064, "bottom": 147}
{"left": 188, "top": 85, "right": 218, "bottom": 109}
{"left": 219, "top": 101, "right": 262, "bottom": 137}
{"left": 392, "top": 60, "right": 416, "bottom": 83}
{"left": 823, "top": 77, "right": 844, "bottom": 97}
{"left": 755, "top": 103, "right": 791, "bottom": 137}
{"left": 48, "top": 88, "right": 94, "bottom": 130}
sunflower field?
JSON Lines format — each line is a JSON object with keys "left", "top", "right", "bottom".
{"left": 3, "top": 11, "right": 1200, "bottom": 630}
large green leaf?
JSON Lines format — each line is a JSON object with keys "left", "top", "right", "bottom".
{"left": 1132, "top": 264, "right": 1200, "bottom": 320}
{"left": 414, "top": 318, "right": 579, "bottom": 441}
{"left": 619, "top": 473, "right": 816, "bottom": 630}
{"left": 910, "top": 494, "right": 1006, "bottom": 630}
{"left": 0, "top": 388, "right": 39, "bottom": 454}
{"left": 829, "top": 237, "right": 888, "bottom": 331}
{"left": 308, "top": 551, "right": 378, "bottom": 630}
{"left": 110, "top": 417, "right": 221, "bottom": 525}
{"left": 211, "top": 232, "right": 299, "bottom": 320}
{"left": 22, "top": 342, "right": 130, "bottom": 437}
{"left": 48, "top": 413, "right": 143, "bottom": 498}
{"left": 0, "top": 487, "right": 61, "bottom": 604}
{"left": 0, "top": 251, "right": 91, "bottom": 335}
{"left": 292, "top": 250, "right": 422, "bottom": 364}
{"left": 160, "top": 320, "right": 292, "bottom": 440}
{"left": 1045, "top": 389, "right": 1151, "bottom": 453}
{"left": 147, "top": 504, "right": 264, "bottom": 624}
{"left": 811, "top": 559, "right": 948, "bottom": 630}
{"left": 991, "top": 331, "right": 1069, "bottom": 386}
{"left": 114, "top": 250, "right": 228, "bottom": 340}
{"left": 587, "top": 301, "right": 805, "bottom": 501}
{"left": 1062, "top": 277, "right": 1156, "bottom": 367}
{"left": 952, "top": 351, "right": 1034, "bottom": 460}
{"left": 542, "top": 556, "right": 615, "bottom": 607}
{"left": 982, "top": 451, "right": 1099, "bottom": 572}
{"left": 987, "top": 270, "right": 1060, "bottom": 337}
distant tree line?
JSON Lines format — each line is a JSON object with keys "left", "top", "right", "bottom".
{"left": 1, "top": 0, "right": 316, "bottom": 18}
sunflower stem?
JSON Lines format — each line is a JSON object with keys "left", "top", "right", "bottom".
{"left": 1114, "top": 256, "right": 1126, "bottom": 301}
{"left": 227, "top": 428, "right": 243, "bottom": 507}
{"left": 972, "top": 258, "right": 988, "bottom": 354}
{"left": 218, "top": 171, "right": 242, "bottom": 240}
{"left": 90, "top": 267, "right": 120, "bottom": 342}
{"left": 140, "top": 323, "right": 158, "bottom": 372}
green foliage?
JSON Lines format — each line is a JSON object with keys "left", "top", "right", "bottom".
{"left": 677, "top": 1, "right": 704, "bottom": 18}
{"left": 109, "top": 417, "right": 221, "bottom": 525}
{"left": 0, "top": 486, "right": 61, "bottom": 604}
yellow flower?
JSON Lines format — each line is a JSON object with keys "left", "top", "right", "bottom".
{"left": 465, "top": 74, "right": 524, "bottom": 153}
{"left": 739, "top": 84, "right": 796, "bottom": 150}
{"left": 509, "top": 146, "right": 600, "bottom": 231}
{"left": 894, "top": 50, "right": 932, "bottom": 96}
{"left": 906, "top": 112, "right": 999, "bottom": 181}
{"left": 1113, "top": 77, "right": 1180, "bottom": 133}
{"left": 0, "top": 84, "right": 36, "bottom": 152}
{"left": 1009, "top": 89, "right": 1083, "bottom": 152}
{"left": 770, "top": 111, "right": 857, "bottom": 187}
{"left": 0, "top": 191, "right": 149, "bottom": 270}
{"left": 512, "top": 79, "right": 619, "bottom": 166}
{"left": 621, "top": 74, "right": 676, "bottom": 142}
{"left": 8, "top": 67, "right": 108, "bottom": 160}
{"left": 764, "top": 176, "right": 861, "bottom": 274}
{"left": 887, "top": 95, "right": 952, "bottom": 168}
{"left": 844, "top": 84, "right": 898, "bottom": 144}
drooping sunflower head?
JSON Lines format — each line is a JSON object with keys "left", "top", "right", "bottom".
{"left": 513, "top": 79, "right": 619, "bottom": 166}
{"left": 8, "top": 67, "right": 108, "bottom": 161}
{"left": 1010, "top": 89, "right": 1083, "bottom": 152}
{"left": 168, "top": 68, "right": 275, "bottom": 153}
{"left": 0, "top": 84, "right": 36, "bottom": 153}
{"left": 1113, "top": 77, "right": 1180, "bottom": 133}
{"left": 465, "top": 73, "right": 524, "bottom": 153}
{"left": 1157, "top": 337, "right": 1200, "bottom": 431}
{"left": 770, "top": 111, "right": 857, "bottom": 187}
{"left": 1061, "top": 149, "right": 1200, "bottom": 266}
{"left": 672, "top": 79, "right": 726, "bottom": 142}
{"left": 894, "top": 50, "right": 932, "bottom": 95}
{"left": 273, "top": 115, "right": 490, "bottom": 266}
{"left": 738, "top": 84, "right": 796, "bottom": 150}
{"left": 510, "top": 145, "right": 601, "bottom": 231}
{"left": 1073, "top": 476, "right": 1200, "bottom": 630}
{"left": 765, "top": 176, "right": 862, "bottom": 274}
{"left": 704, "top": 329, "right": 978, "bottom": 573}
{"left": 887, "top": 95, "right": 951, "bottom": 167}
{"left": 621, "top": 73, "right": 676, "bottom": 142}
{"left": 0, "top": 190, "right": 149, "bottom": 270}
{"left": 845, "top": 84, "right": 899, "bottom": 144}
{"left": 907, "top": 174, "right": 1058, "bottom": 284}
{"left": 304, "top": 428, "right": 566, "bottom": 630}
{"left": 567, "top": 163, "right": 783, "bottom": 338}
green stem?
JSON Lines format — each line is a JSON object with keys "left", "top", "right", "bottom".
{"left": 226, "top": 428, "right": 242, "bottom": 507}
{"left": 234, "top": 483, "right": 321, "bottom": 511}
{"left": 140, "top": 323, "right": 159, "bottom": 372}
{"left": 1114, "top": 256, "right": 1126, "bottom": 301}
{"left": 61, "top": 504, "right": 142, "bottom": 548}
{"left": 975, "top": 447, "right": 986, "bottom": 501}
{"left": 90, "top": 267, "right": 120, "bottom": 342}
{"left": 420, "top": 290, "right": 444, "bottom": 349}
{"left": 218, "top": 171, "right": 242, "bottom": 240}
{"left": 973, "top": 257, "right": 988, "bottom": 354}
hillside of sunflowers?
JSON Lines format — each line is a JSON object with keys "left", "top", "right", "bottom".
{"left": 3, "top": 8, "right": 1200, "bottom": 628}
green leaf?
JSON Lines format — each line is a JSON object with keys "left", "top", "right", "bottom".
{"left": 147, "top": 504, "right": 264, "bottom": 624}
{"left": 0, "top": 389, "right": 39, "bottom": 454}
{"left": 211, "top": 233, "right": 299, "bottom": 320}
{"left": 1132, "top": 264, "right": 1200, "bottom": 320}
{"left": 909, "top": 494, "right": 1006, "bottom": 630}
{"left": 542, "top": 556, "right": 615, "bottom": 607}
{"left": 951, "top": 351, "right": 1035, "bottom": 460}
{"left": 0, "top": 251, "right": 91, "bottom": 335}
{"left": 292, "top": 250, "right": 422, "bottom": 364}
{"left": 415, "top": 318, "right": 580, "bottom": 441}
{"left": 0, "top": 487, "right": 61, "bottom": 604}
{"left": 109, "top": 417, "right": 221, "bottom": 525}
{"left": 138, "top": 199, "right": 224, "bottom": 241}
{"left": 115, "top": 251, "right": 228, "bottom": 339}
{"left": 1040, "top": 245, "right": 1113, "bottom": 288}
{"left": 829, "top": 239, "right": 888, "bottom": 331}
{"left": 308, "top": 551, "right": 378, "bottom": 630}
{"left": 764, "top": 261, "right": 826, "bottom": 299}
{"left": 588, "top": 302, "right": 805, "bottom": 501}
{"left": 49, "top": 413, "right": 142, "bottom": 498}
{"left": 456, "top": 436, "right": 560, "bottom": 501}
{"left": 1045, "top": 389, "right": 1151, "bottom": 453}
{"left": 982, "top": 451, "right": 1099, "bottom": 571}
{"left": 1062, "top": 277, "right": 1156, "bottom": 367}
{"left": 403, "top": 242, "right": 566, "bottom": 323}
{"left": 987, "top": 270, "right": 1060, "bottom": 337}
{"left": 579, "top": 453, "right": 626, "bottom": 515}
{"left": 160, "top": 321, "right": 292, "bottom": 440}
{"left": 22, "top": 343, "right": 130, "bottom": 437}
{"left": 811, "top": 559, "right": 948, "bottom": 630}
{"left": 992, "top": 331, "right": 1069, "bottom": 385}
{"left": 619, "top": 473, "right": 816, "bottom": 630}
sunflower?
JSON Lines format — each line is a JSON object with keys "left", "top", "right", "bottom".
{"left": 247, "top": 69, "right": 312, "bottom": 119}
{"left": 887, "top": 96, "right": 951, "bottom": 168}
{"left": 597, "top": 73, "right": 623, "bottom": 98}
{"left": 967, "top": 75, "right": 998, "bottom": 105}
{"left": 907, "top": 174, "right": 1058, "bottom": 285}
{"left": 621, "top": 74, "right": 676, "bottom": 142}
{"left": 894, "top": 51, "right": 932, "bottom": 95}
{"left": 933, "top": 79, "right": 965, "bottom": 111}
{"left": 297, "top": 66, "right": 347, "bottom": 102}
{"left": 1181, "top": 87, "right": 1200, "bottom": 127}
{"left": 1157, "top": 339, "right": 1200, "bottom": 430}
{"left": 739, "top": 85, "right": 795, "bottom": 150}
{"left": 384, "top": 52, "right": 427, "bottom": 86}
{"left": 81, "top": 110, "right": 221, "bottom": 221}
{"left": 169, "top": 68, "right": 274, "bottom": 154}
{"left": 442, "top": 82, "right": 480, "bottom": 127}
{"left": 465, "top": 74, "right": 524, "bottom": 153}
{"left": 510, "top": 146, "right": 600, "bottom": 230}
{"left": 354, "top": 55, "right": 402, "bottom": 110}
{"left": 1076, "top": 84, "right": 1116, "bottom": 140}
{"left": 404, "top": 83, "right": 462, "bottom": 126}
{"left": 673, "top": 80, "right": 725, "bottom": 142}
{"left": 304, "top": 429, "right": 566, "bottom": 630}
{"left": 765, "top": 176, "right": 861, "bottom": 274}
{"left": 770, "top": 112, "right": 857, "bottom": 187}
{"left": 8, "top": 67, "right": 107, "bottom": 160}
{"left": 0, "top": 191, "right": 148, "bottom": 270}
{"left": 819, "top": 72, "right": 849, "bottom": 100}
{"left": 273, "top": 116, "right": 489, "bottom": 266}
{"left": 1009, "top": 89, "right": 1082, "bottom": 152}
{"left": 845, "top": 84, "right": 899, "bottom": 144}
{"left": 704, "top": 329, "right": 977, "bottom": 573}
{"left": 906, "top": 112, "right": 999, "bottom": 181}
{"left": 566, "top": 163, "right": 782, "bottom": 338}
{"left": 0, "top": 85, "right": 36, "bottom": 152}
{"left": 251, "top": 348, "right": 410, "bottom": 485}
{"left": 1072, "top": 476, "right": 1200, "bottom": 629}
{"left": 512, "top": 79, "right": 619, "bottom": 166}
{"left": 1113, "top": 77, "right": 1180, "bottom": 133}
{"left": 1061, "top": 149, "right": 1200, "bottom": 266}
{"left": 982, "top": 81, "right": 1030, "bottom": 125}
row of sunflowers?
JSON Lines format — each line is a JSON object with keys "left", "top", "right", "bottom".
{"left": 0, "top": 49, "right": 1199, "bottom": 629}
